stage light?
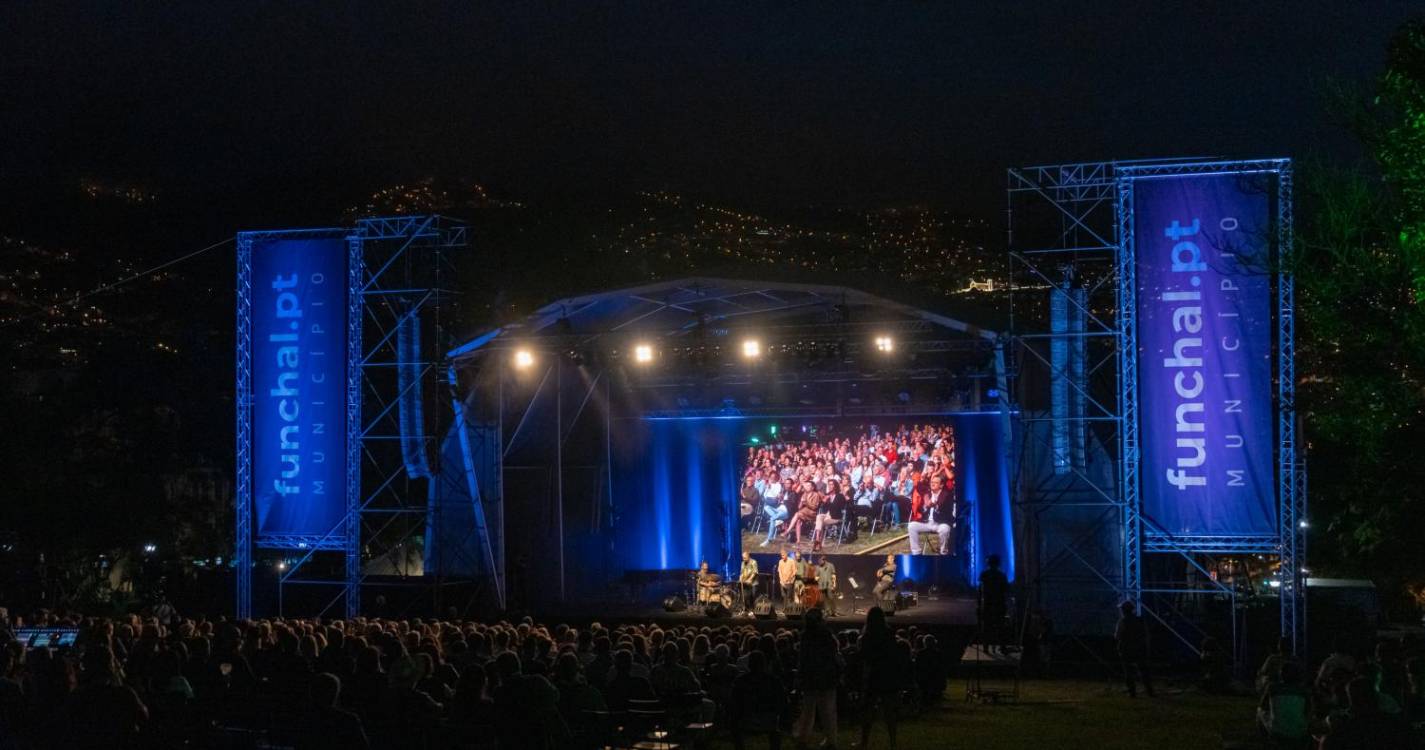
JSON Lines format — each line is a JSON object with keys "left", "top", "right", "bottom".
{"left": 874, "top": 335, "right": 894, "bottom": 353}
{"left": 742, "top": 339, "right": 761, "bottom": 359}
{"left": 142, "top": 543, "right": 157, "bottom": 554}
{"left": 634, "top": 343, "right": 654, "bottom": 363}
{"left": 276, "top": 561, "right": 288, "bottom": 571}
{"left": 514, "top": 349, "right": 535, "bottom": 369}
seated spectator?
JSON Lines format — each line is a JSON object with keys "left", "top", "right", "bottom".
{"left": 376, "top": 655, "right": 444, "bottom": 744}
{"left": 1256, "top": 661, "right": 1309, "bottom": 743}
{"left": 297, "top": 672, "right": 369, "bottom": 750}
{"left": 1315, "top": 635, "right": 1357, "bottom": 704}
{"left": 447, "top": 662, "right": 498, "bottom": 728}
{"left": 552, "top": 651, "right": 606, "bottom": 739}
{"left": 1322, "top": 677, "right": 1410, "bottom": 749}
{"left": 1404, "top": 656, "right": 1425, "bottom": 725}
{"left": 61, "top": 645, "right": 149, "bottom": 749}
{"left": 0, "top": 643, "right": 27, "bottom": 737}
{"left": 605, "top": 649, "right": 655, "bottom": 712}
{"left": 1256, "top": 637, "right": 1298, "bottom": 695}
{"left": 914, "top": 634, "right": 947, "bottom": 705}
{"left": 491, "top": 650, "right": 567, "bottom": 750}
{"left": 585, "top": 636, "right": 613, "bottom": 690}
{"left": 650, "top": 642, "right": 702, "bottom": 700}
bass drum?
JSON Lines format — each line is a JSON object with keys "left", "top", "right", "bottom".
{"left": 719, "top": 588, "right": 736, "bottom": 610}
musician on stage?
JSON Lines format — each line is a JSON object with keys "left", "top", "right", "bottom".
{"left": 777, "top": 549, "right": 799, "bottom": 603}
{"left": 738, "top": 551, "right": 759, "bottom": 615}
{"left": 815, "top": 555, "right": 838, "bottom": 616}
{"left": 873, "top": 554, "right": 897, "bottom": 603}
{"left": 696, "top": 560, "right": 720, "bottom": 603}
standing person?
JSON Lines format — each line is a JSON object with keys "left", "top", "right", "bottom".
{"left": 1114, "top": 601, "right": 1155, "bottom": 698}
{"left": 858, "top": 607, "right": 901, "bottom": 750}
{"left": 816, "top": 556, "right": 838, "bottom": 617}
{"left": 791, "top": 609, "right": 840, "bottom": 750}
{"left": 738, "top": 551, "right": 759, "bottom": 615}
{"left": 872, "top": 555, "right": 897, "bottom": 605}
{"left": 730, "top": 650, "right": 786, "bottom": 750}
{"left": 777, "top": 551, "right": 798, "bottom": 605}
{"left": 906, "top": 474, "right": 953, "bottom": 555}
{"left": 977, "top": 554, "right": 1009, "bottom": 654}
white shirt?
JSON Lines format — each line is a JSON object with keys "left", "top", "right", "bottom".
{"left": 924, "top": 489, "right": 948, "bottom": 525}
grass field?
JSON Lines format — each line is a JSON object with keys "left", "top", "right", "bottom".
{"left": 711, "top": 679, "right": 1257, "bottom": 750}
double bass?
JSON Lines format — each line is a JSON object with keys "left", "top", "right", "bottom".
{"left": 799, "top": 560, "right": 822, "bottom": 609}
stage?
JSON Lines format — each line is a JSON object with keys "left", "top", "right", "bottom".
{"left": 531, "top": 594, "right": 979, "bottom": 632}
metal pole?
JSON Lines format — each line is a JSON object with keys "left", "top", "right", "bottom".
{"left": 556, "top": 357, "right": 566, "bottom": 603}
{"left": 498, "top": 362, "right": 506, "bottom": 608}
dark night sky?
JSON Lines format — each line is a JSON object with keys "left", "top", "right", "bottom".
{"left": 1, "top": 2, "right": 1418, "bottom": 239}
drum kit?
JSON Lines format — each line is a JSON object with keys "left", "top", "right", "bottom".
{"left": 689, "top": 571, "right": 737, "bottom": 610}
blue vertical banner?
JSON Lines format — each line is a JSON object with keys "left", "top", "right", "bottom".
{"left": 1134, "top": 173, "right": 1276, "bottom": 535}
{"left": 249, "top": 238, "right": 351, "bottom": 540}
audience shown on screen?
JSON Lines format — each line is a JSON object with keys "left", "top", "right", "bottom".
{"left": 744, "top": 424, "right": 959, "bottom": 554}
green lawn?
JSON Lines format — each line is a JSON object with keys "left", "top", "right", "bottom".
{"left": 712, "top": 679, "right": 1258, "bottom": 750}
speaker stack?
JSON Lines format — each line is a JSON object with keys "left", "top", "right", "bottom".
{"left": 753, "top": 595, "right": 775, "bottom": 620}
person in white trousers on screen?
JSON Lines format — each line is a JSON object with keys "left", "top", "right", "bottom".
{"left": 907, "top": 473, "right": 955, "bottom": 555}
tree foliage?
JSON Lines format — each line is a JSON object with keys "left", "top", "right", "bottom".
{"left": 1296, "top": 19, "right": 1425, "bottom": 606}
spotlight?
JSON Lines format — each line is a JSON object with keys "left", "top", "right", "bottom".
{"left": 514, "top": 349, "right": 535, "bottom": 369}
{"left": 142, "top": 543, "right": 157, "bottom": 555}
{"left": 276, "top": 560, "right": 288, "bottom": 571}
{"left": 874, "top": 335, "right": 894, "bottom": 353}
{"left": 634, "top": 343, "right": 654, "bottom": 363}
{"left": 742, "top": 339, "right": 761, "bottom": 359}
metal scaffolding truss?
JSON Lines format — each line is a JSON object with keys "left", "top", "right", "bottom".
{"left": 1008, "top": 158, "right": 1305, "bottom": 660}
{"left": 236, "top": 216, "right": 467, "bottom": 619}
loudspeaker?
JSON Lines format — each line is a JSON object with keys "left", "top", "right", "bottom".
{"left": 881, "top": 595, "right": 898, "bottom": 616}
{"left": 783, "top": 603, "right": 804, "bottom": 620}
{"left": 663, "top": 596, "right": 687, "bottom": 613}
{"left": 704, "top": 602, "right": 730, "bottom": 618}
{"left": 753, "top": 596, "right": 775, "bottom": 619}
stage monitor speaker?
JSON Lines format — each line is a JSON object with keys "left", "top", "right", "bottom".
{"left": 753, "top": 596, "right": 775, "bottom": 619}
{"left": 881, "top": 595, "right": 898, "bottom": 616}
{"left": 663, "top": 596, "right": 687, "bottom": 613}
{"left": 704, "top": 602, "right": 730, "bottom": 619}
{"left": 783, "top": 603, "right": 804, "bottom": 620}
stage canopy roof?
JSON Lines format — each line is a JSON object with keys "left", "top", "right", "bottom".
{"left": 447, "top": 276, "right": 999, "bottom": 360}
